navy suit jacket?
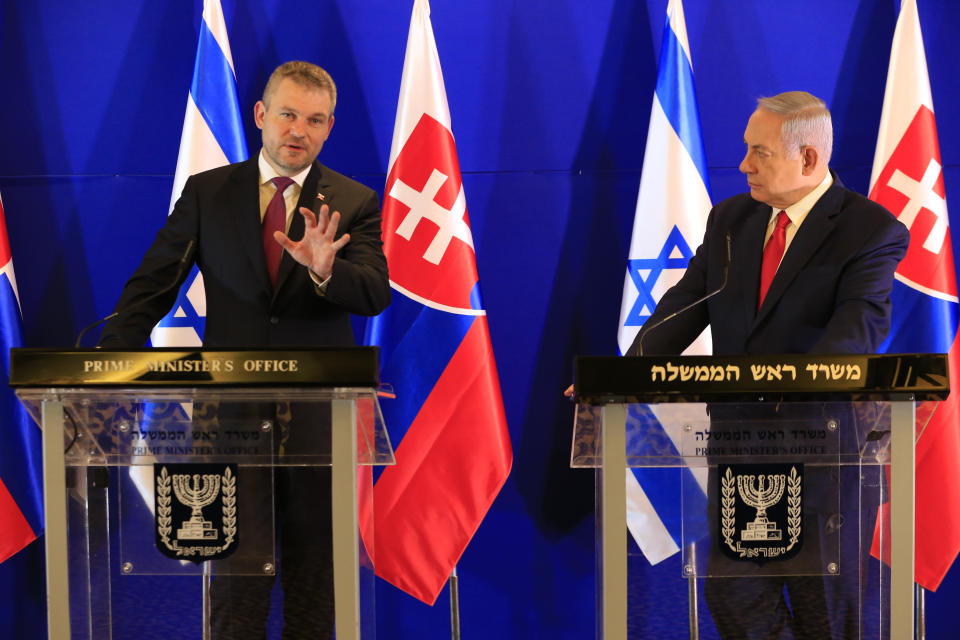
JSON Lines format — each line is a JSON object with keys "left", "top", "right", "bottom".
{"left": 629, "top": 174, "right": 909, "bottom": 356}
{"left": 100, "top": 157, "right": 390, "bottom": 348}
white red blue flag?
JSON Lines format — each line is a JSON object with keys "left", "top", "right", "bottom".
{"left": 364, "top": 0, "right": 512, "bottom": 604}
{"left": 615, "top": 0, "right": 711, "bottom": 564}
{"left": 151, "top": 0, "right": 248, "bottom": 347}
{"left": 0, "top": 194, "right": 43, "bottom": 565}
{"left": 869, "top": 0, "right": 960, "bottom": 590}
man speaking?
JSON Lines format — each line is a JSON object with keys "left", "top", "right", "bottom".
{"left": 100, "top": 61, "right": 390, "bottom": 639}
{"left": 630, "top": 92, "right": 909, "bottom": 638}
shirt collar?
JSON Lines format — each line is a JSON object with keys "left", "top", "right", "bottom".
{"left": 776, "top": 171, "right": 834, "bottom": 227}
{"left": 258, "top": 149, "right": 311, "bottom": 189}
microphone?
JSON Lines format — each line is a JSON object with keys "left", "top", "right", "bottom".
{"left": 74, "top": 239, "right": 197, "bottom": 348}
{"left": 636, "top": 231, "right": 731, "bottom": 356}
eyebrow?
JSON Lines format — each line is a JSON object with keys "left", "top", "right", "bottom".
{"left": 744, "top": 141, "right": 772, "bottom": 152}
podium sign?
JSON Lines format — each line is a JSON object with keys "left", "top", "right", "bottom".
{"left": 573, "top": 353, "right": 948, "bottom": 640}
{"left": 11, "top": 348, "right": 393, "bottom": 640}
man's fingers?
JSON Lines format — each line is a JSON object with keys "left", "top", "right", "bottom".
{"left": 299, "top": 205, "right": 319, "bottom": 229}
{"left": 273, "top": 230, "right": 295, "bottom": 250}
{"left": 331, "top": 233, "right": 351, "bottom": 251}
{"left": 324, "top": 210, "right": 342, "bottom": 239}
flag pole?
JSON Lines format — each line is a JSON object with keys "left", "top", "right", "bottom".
{"left": 915, "top": 583, "right": 925, "bottom": 640}
{"left": 686, "top": 543, "right": 699, "bottom": 640}
{"left": 449, "top": 565, "right": 461, "bottom": 640}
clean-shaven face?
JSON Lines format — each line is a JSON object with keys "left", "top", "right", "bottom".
{"left": 254, "top": 77, "right": 335, "bottom": 176}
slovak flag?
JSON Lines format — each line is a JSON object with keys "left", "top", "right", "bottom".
{"left": 869, "top": 0, "right": 960, "bottom": 590}
{"left": 615, "top": 0, "right": 710, "bottom": 564}
{"left": 151, "top": 0, "right": 248, "bottom": 348}
{"left": 0, "top": 194, "right": 43, "bottom": 564}
{"left": 364, "top": 0, "right": 512, "bottom": 605}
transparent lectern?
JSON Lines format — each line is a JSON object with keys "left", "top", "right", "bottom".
{"left": 10, "top": 348, "right": 393, "bottom": 640}
{"left": 572, "top": 353, "right": 948, "bottom": 640}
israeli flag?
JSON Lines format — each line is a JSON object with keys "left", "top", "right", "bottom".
{"left": 151, "top": 0, "right": 248, "bottom": 347}
{"left": 616, "top": 0, "right": 711, "bottom": 564}
{"left": 132, "top": 0, "right": 248, "bottom": 513}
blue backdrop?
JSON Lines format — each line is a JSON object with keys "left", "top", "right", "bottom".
{"left": 1, "top": 0, "right": 959, "bottom": 637}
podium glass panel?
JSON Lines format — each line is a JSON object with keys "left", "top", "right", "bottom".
{"left": 15, "top": 385, "right": 391, "bottom": 640}
{"left": 573, "top": 397, "right": 938, "bottom": 639}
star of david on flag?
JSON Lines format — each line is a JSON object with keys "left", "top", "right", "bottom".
{"left": 363, "top": 0, "right": 512, "bottom": 605}
{"left": 625, "top": 226, "right": 696, "bottom": 327}
{"left": 151, "top": 0, "right": 248, "bottom": 348}
{"left": 868, "top": 0, "right": 960, "bottom": 592}
{"left": 614, "top": 0, "right": 712, "bottom": 564}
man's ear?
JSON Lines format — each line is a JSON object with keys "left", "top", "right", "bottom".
{"left": 254, "top": 100, "right": 266, "bottom": 130}
{"left": 800, "top": 146, "right": 819, "bottom": 176}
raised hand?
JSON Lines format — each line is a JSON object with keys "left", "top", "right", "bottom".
{"left": 273, "top": 203, "right": 351, "bottom": 281}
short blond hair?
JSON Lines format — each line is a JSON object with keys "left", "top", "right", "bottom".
{"left": 757, "top": 91, "right": 832, "bottom": 164}
{"left": 263, "top": 61, "right": 337, "bottom": 114}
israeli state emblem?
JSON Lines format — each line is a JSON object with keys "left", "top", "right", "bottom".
{"left": 719, "top": 463, "right": 803, "bottom": 561}
{"left": 154, "top": 464, "right": 238, "bottom": 563}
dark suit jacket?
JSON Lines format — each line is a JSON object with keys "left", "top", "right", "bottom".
{"left": 629, "top": 174, "right": 909, "bottom": 357}
{"left": 100, "top": 157, "right": 390, "bottom": 348}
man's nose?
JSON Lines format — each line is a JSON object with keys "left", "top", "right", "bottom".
{"left": 289, "top": 119, "right": 305, "bottom": 137}
{"left": 739, "top": 154, "right": 752, "bottom": 174}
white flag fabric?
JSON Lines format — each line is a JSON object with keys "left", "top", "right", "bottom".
{"left": 363, "top": 0, "right": 512, "bottom": 604}
{"left": 616, "top": 0, "right": 711, "bottom": 564}
{"left": 868, "top": 0, "right": 960, "bottom": 591}
{"left": 151, "top": 0, "right": 248, "bottom": 347}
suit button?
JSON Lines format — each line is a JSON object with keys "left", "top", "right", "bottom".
{"left": 269, "top": 316, "right": 279, "bottom": 325}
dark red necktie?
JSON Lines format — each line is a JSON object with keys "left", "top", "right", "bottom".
{"left": 263, "top": 176, "right": 294, "bottom": 286}
{"left": 757, "top": 210, "right": 790, "bottom": 309}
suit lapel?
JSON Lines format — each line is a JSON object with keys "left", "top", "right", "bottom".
{"left": 753, "top": 180, "right": 843, "bottom": 327}
{"left": 274, "top": 162, "right": 333, "bottom": 296}
{"left": 222, "top": 159, "right": 272, "bottom": 292}
{"left": 735, "top": 203, "right": 770, "bottom": 340}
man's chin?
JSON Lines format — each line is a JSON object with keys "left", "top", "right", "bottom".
{"left": 748, "top": 186, "right": 768, "bottom": 203}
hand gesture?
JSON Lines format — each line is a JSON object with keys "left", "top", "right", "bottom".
{"left": 273, "top": 204, "right": 351, "bottom": 281}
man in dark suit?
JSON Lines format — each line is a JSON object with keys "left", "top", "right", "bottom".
{"left": 100, "top": 61, "right": 389, "bottom": 639}
{"left": 629, "top": 92, "right": 909, "bottom": 639}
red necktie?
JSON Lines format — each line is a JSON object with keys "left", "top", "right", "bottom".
{"left": 263, "top": 176, "right": 294, "bottom": 286}
{"left": 758, "top": 210, "right": 790, "bottom": 309}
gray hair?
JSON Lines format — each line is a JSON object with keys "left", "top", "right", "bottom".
{"left": 757, "top": 91, "right": 832, "bottom": 164}
{"left": 263, "top": 61, "right": 337, "bottom": 114}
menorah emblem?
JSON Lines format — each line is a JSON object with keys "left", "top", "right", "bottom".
{"left": 173, "top": 473, "right": 221, "bottom": 541}
{"left": 737, "top": 473, "right": 786, "bottom": 541}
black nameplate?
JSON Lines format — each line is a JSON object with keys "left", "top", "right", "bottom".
{"left": 8, "top": 348, "right": 378, "bottom": 387}
{"left": 574, "top": 353, "right": 949, "bottom": 403}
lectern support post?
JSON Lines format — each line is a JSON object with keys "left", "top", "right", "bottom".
{"left": 890, "top": 399, "right": 916, "bottom": 640}
{"left": 600, "top": 404, "right": 627, "bottom": 639}
{"left": 42, "top": 400, "right": 70, "bottom": 640}
{"left": 331, "top": 397, "right": 361, "bottom": 640}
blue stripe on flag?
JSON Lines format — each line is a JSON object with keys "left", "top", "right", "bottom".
{"left": 192, "top": 20, "right": 248, "bottom": 164}
{"left": 628, "top": 405, "right": 707, "bottom": 548}
{"left": 655, "top": 18, "right": 710, "bottom": 188}
{"left": 367, "top": 292, "right": 475, "bottom": 446}
{"left": 880, "top": 280, "right": 958, "bottom": 353}
{"left": 0, "top": 275, "right": 43, "bottom": 535}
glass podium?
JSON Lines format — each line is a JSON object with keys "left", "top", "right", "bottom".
{"left": 572, "top": 353, "right": 948, "bottom": 639}
{"left": 11, "top": 348, "right": 393, "bottom": 640}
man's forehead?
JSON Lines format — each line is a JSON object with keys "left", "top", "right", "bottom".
{"left": 269, "top": 79, "right": 332, "bottom": 111}
{"left": 743, "top": 110, "right": 782, "bottom": 145}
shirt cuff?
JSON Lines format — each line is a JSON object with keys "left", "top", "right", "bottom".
{"left": 309, "top": 269, "right": 332, "bottom": 294}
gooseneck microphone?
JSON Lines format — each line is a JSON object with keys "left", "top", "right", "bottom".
{"left": 74, "top": 239, "right": 197, "bottom": 348}
{"left": 636, "top": 231, "right": 732, "bottom": 356}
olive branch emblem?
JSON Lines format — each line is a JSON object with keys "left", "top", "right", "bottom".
{"left": 785, "top": 466, "right": 802, "bottom": 550}
{"left": 721, "top": 467, "right": 736, "bottom": 550}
